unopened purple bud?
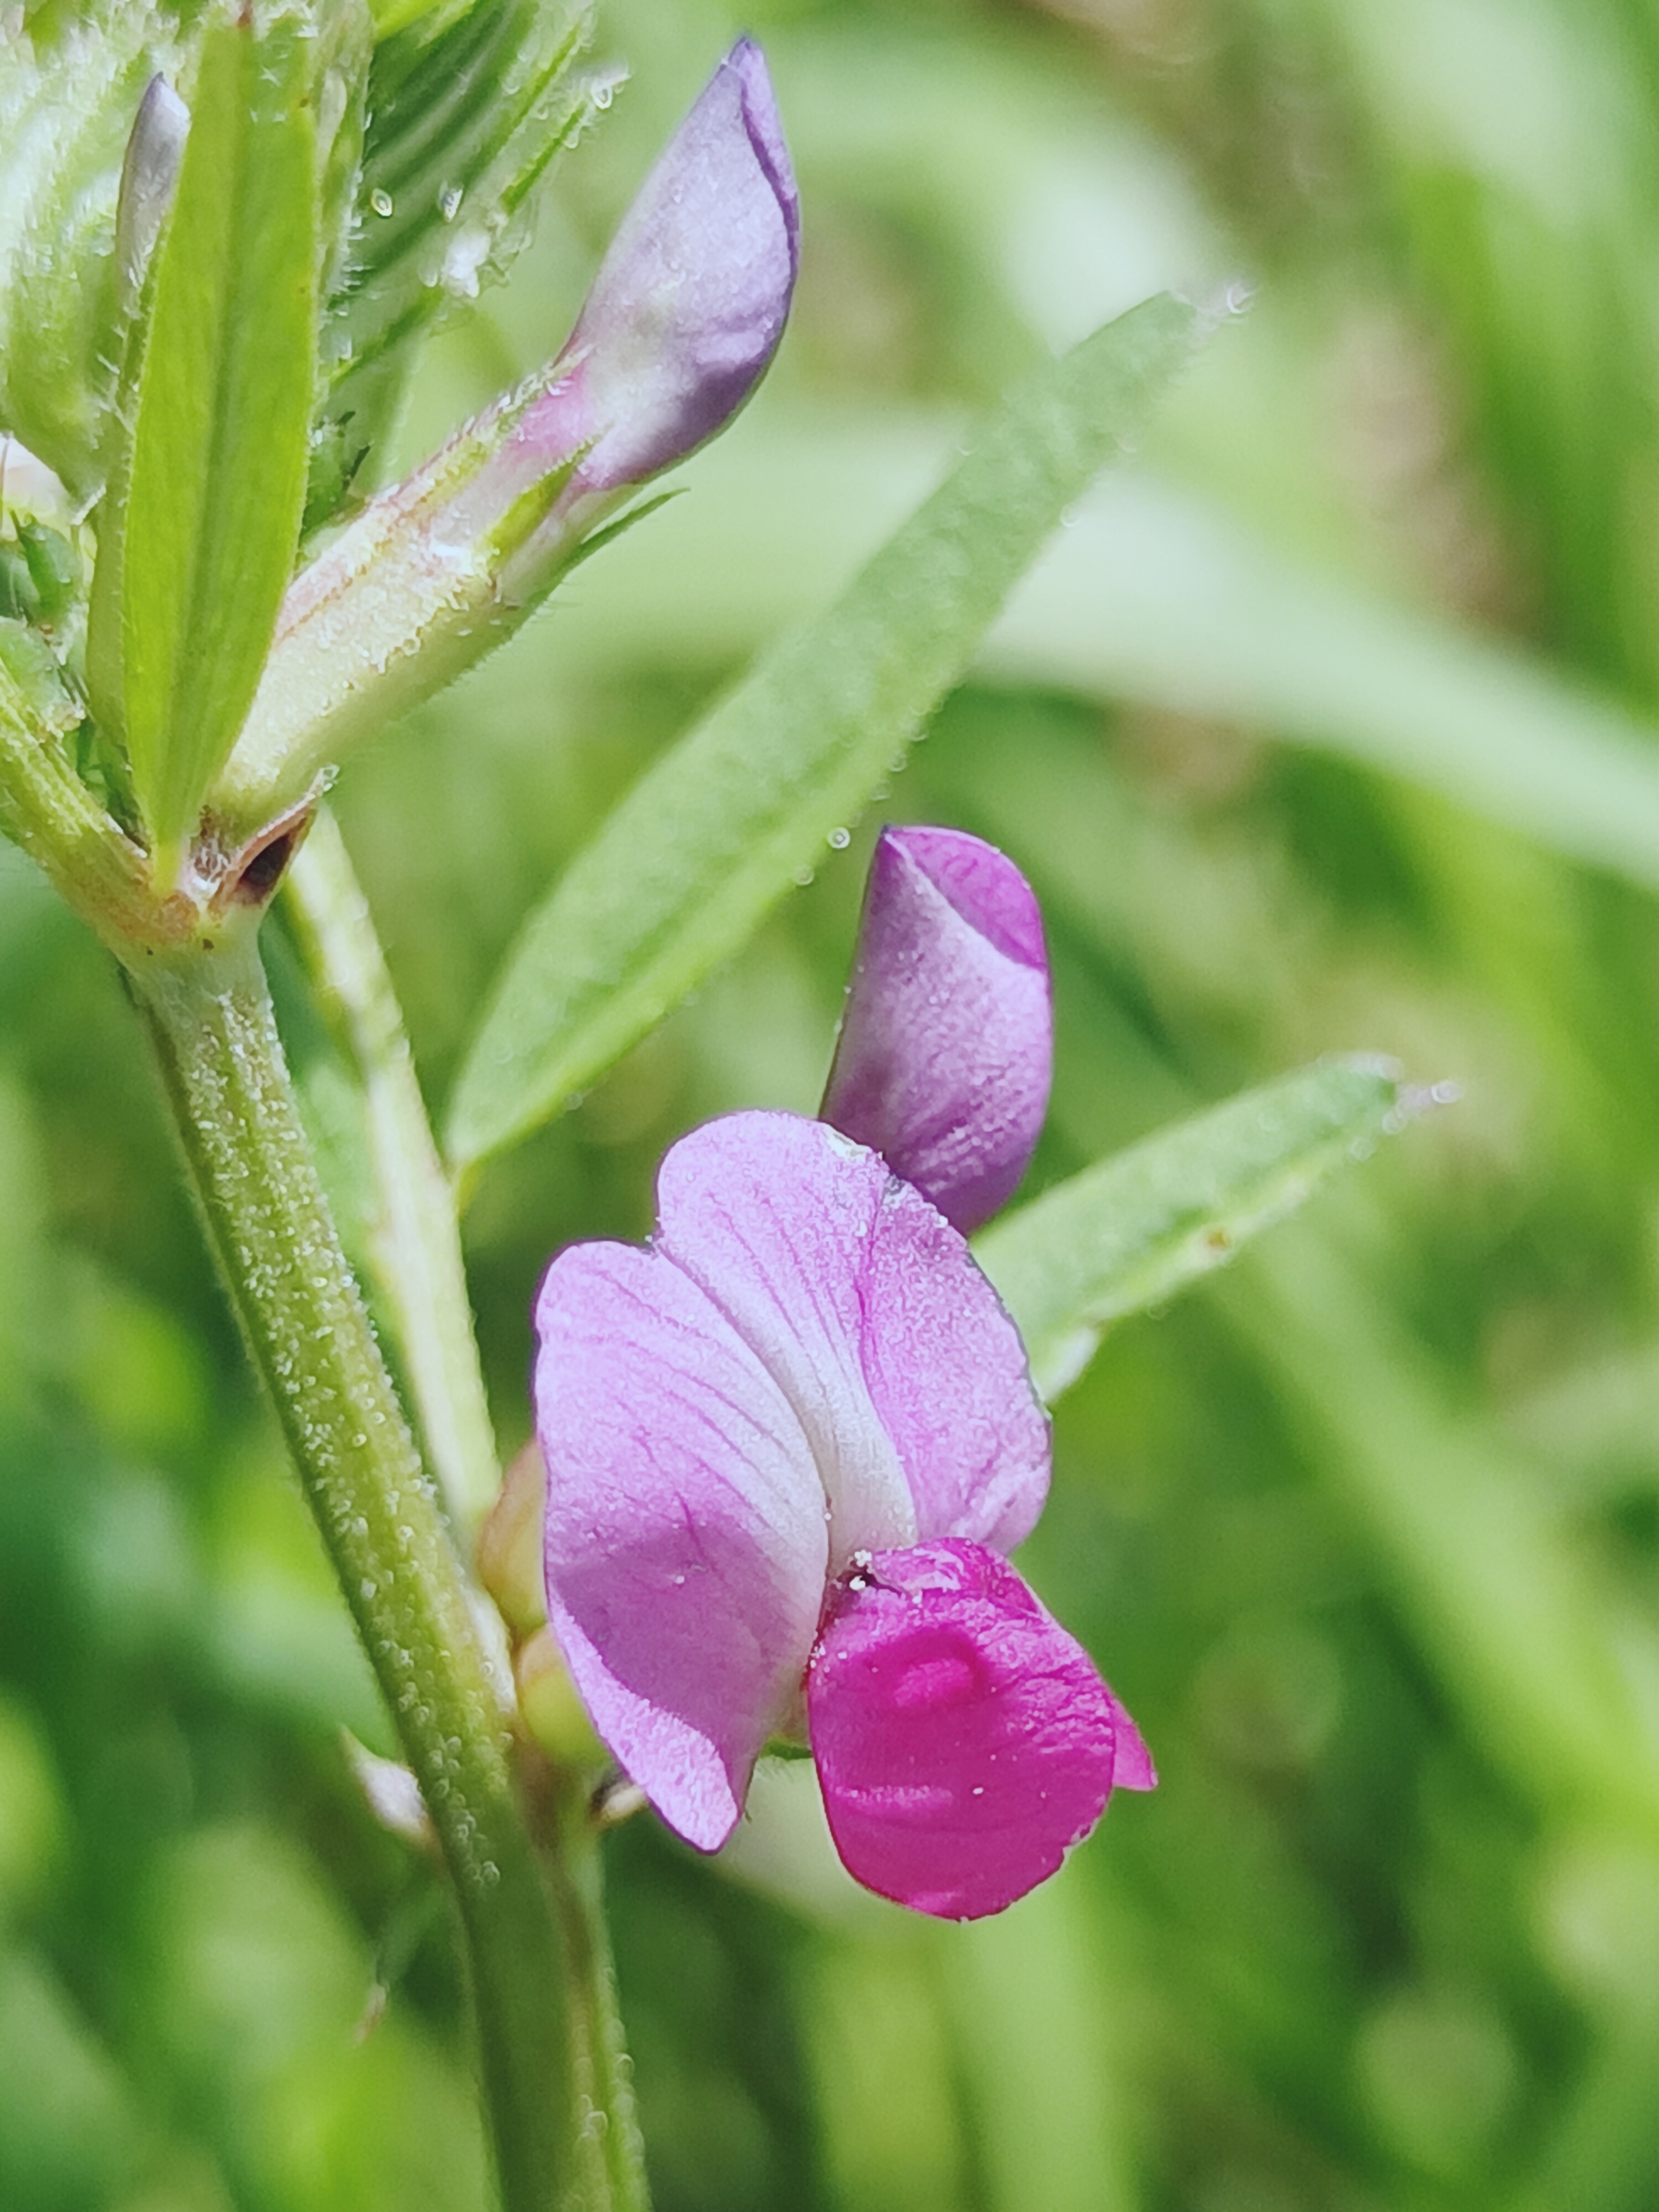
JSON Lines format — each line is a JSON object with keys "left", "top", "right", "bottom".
{"left": 821, "top": 827, "right": 1052, "bottom": 1233}
{"left": 435, "top": 38, "right": 796, "bottom": 545}
{"left": 212, "top": 40, "right": 798, "bottom": 839}
{"left": 550, "top": 37, "right": 800, "bottom": 492}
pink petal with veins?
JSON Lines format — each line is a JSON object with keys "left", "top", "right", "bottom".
{"left": 535, "top": 1239, "right": 826, "bottom": 1851}
{"left": 656, "top": 1113, "right": 1049, "bottom": 1561}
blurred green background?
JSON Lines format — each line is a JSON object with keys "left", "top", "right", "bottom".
{"left": 11, "top": 0, "right": 1659, "bottom": 2204}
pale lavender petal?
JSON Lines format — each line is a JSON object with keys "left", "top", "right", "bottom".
{"left": 807, "top": 1540, "right": 1144, "bottom": 1919}
{"left": 534, "top": 1240, "right": 827, "bottom": 1851}
{"left": 822, "top": 827, "right": 1052, "bottom": 1233}
{"left": 556, "top": 37, "right": 799, "bottom": 493}
{"left": 655, "top": 1113, "right": 1048, "bottom": 1564}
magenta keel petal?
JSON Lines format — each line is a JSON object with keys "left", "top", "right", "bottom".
{"left": 821, "top": 828, "right": 1051, "bottom": 1233}
{"left": 807, "top": 1541, "right": 1144, "bottom": 1919}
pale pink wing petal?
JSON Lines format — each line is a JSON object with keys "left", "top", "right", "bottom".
{"left": 808, "top": 1540, "right": 1147, "bottom": 1919}
{"left": 655, "top": 1112, "right": 1047, "bottom": 1561}
{"left": 821, "top": 827, "right": 1051, "bottom": 1233}
{"left": 535, "top": 1240, "right": 827, "bottom": 1852}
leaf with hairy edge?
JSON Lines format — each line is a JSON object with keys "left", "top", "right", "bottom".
{"left": 309, "top": 0, "right": 594, "bottom": 522}
{"left": 445, "top": 291, "right": 1201, "bottom": 1174}
{"left": 973, "top": 1057, "right": 1409, "bottom": 1403}
{"left": 121, "top": 9, "right": 318, "bottom": 877}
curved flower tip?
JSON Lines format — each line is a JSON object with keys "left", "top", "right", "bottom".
{"left": 822, "top": 827, "right": 1051, "bottom": 1233}
{"left": 808, "top": 1540, "right": 1151, "bottom": 1919}
{"left": 550, "top": 37, "right": 799, "bottom": 495}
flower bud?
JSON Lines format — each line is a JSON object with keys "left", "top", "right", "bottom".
{"left": 114, "top": 75, "right": 189, "bottom": 329}
{"left": 535, "top": 35, "right": 799, "bottom": 495}
{"left": 515, "top": 1625, "right": 608, "bottom": 1773}
{"left": 477, "top": 1439, "right": 551, "bottom": 1642}
{"left": 821, "top": 827, "right": 1052, "bottom": 1233}
{"left": 210, "top": 38, "right": 798, "bottom": 843}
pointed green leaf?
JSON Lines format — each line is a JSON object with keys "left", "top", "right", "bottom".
{"left": 973, "top": 1057, "right": 1408, "bottom": 1402}
{"left": 85, "top": 72, "right": 190, "bottom": 768}
{"left": 445, "top": 292, "right": 1201, "bottom": 1173}
{"left": 309, "top": 0, "right": 594, "bottom": 518}
{"left": 121, "top": 8, "right": 318, "bottom": 874}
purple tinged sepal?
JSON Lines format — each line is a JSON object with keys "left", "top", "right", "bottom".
{"left": 822, "top": 826, "right": 1052, "bottom": 1233}
{"left": 208, "top": 39, "right": 798, "bottom": 844}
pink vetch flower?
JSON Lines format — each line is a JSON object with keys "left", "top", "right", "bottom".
{"left": 215, "top": 40, "right": 798, "bottom": 828}
{"left": 534, "top": 830, "right": 1154, "bottom": 1920}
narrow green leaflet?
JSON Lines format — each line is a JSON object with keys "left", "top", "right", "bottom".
{"left": 973, "top": 1057, "right": 1406, "bottom": 1403}
{"left": 445, "top": 292, "right": 1200, "bottom": 1173}
{"left": 528, "top": 423, "right": 1659, "bottom": 899}
{"left": 283, "top": 809, "right": 503, "bottom": 1541}
{"left": 120, "top": 10, "right": 318, "bottom": 877}
{"left": 309, "top": 0, "right": 593, "bottom": 524}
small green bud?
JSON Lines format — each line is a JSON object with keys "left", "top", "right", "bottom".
{"left": 15, "top": 523, "right": 77, "bottom": 630}
{"left": 477, "top": 1439, "right": 549, "bottom": 1642}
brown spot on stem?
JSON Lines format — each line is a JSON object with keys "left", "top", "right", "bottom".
{"left": 214, "top": 792, "right": 321, "bottom": 913}
{"left": 231, "top": 830, "right": 296, "bottom": 904}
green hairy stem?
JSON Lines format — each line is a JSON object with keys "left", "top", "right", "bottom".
{"left": 131, "top": 928, "right": 584, "bottom": 2210}
{"left": 282, "top": 805, "right": 505, "bottom": 1541}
